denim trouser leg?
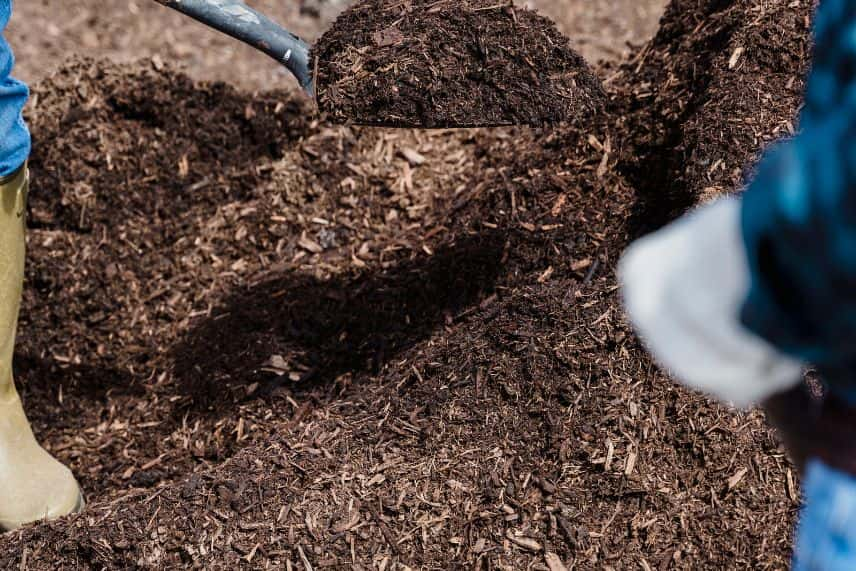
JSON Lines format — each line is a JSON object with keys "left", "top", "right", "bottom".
{"left": 794, "top": 461, "right": 856, "bottom": 570}
{"left": 0, "top": 1, "right": 30, "bottom": 177}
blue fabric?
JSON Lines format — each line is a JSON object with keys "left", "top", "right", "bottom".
{"left": 0, "top": 0, "right": 29, "bottom": 177}
{"left": 741, "top": 0, "right": 856, "bottom": 398}
{"left": 740, "top": 1, "right": 856, "bottom": 567}
{"left": 795, "top": 461, "right": 856, "bottom": 570}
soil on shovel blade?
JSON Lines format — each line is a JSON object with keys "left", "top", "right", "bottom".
{"left": 0, "top": 0, "right": 815, "bottom": 568}
{"left": 312, "top": 0, "right": 605, "bottom": 127}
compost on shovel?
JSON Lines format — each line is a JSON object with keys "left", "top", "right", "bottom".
{"left": 157, "top": 0, "right": 604, "bottom": 128}
{"left": 312, "top": 0, "right": 605, "bottom": 127}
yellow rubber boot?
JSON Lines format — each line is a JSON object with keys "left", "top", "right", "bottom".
{"left": 0, "top": 165, "right": 83, "bottom": 531}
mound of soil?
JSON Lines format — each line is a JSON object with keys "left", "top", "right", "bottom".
{"left": 618, "top": 0, "right": 813, "bottom": 228}
{"left": 26, "top": 58, "right": 310, "bottom": 232}
{"left": 0, "top": 0, "right": 815, "bottom": 568}
{"left": 312, "top": 0, "right": 605, "bottom": 127}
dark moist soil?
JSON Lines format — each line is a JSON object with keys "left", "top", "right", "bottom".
{"left": 312, "top": 0, "right": 605, "bottom": 128}
{"left": 0, "top": 0, "right": 813, "bottom": 568}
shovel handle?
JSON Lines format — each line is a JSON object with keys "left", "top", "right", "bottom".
{"left": 153, "top": 0, "right": 313, "bottom": 95}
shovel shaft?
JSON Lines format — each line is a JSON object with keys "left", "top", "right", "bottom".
{"left": 153, "top": 0, "right": 313, "bottom": 94}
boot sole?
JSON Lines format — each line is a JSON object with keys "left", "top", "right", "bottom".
{"left": 0, "top": 487, "right": 85, "bottom": 532}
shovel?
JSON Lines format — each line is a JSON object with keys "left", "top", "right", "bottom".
{"left": 154, "top": 0, "right": 604, "bottom": 128}
{"left": 154, "top": 0, "right": 314, "bottom": 95}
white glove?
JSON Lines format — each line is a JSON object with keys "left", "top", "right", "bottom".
{"left": 618, "top": 197, "right": 804, "bottom": 408}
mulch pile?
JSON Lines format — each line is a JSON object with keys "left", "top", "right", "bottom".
{"left": 312, "top": 0, "right": 605, "bottom": 128}
{"left": 0, "top": 0, "right": 814, "bottom": 568}
{"left": 620, "top": 0, "right": 811, "bottom": 227}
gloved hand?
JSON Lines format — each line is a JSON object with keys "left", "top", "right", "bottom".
{"left": 618, "top": 196, "right": 804, "bottom": 408}
{"left": 764, "top": 384, "right": 856, "bottom": 476}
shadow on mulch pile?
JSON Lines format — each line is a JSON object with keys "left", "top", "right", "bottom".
{"left": 0, "top": 0, "right": 813, "bottom": 568}
{"left": 172, "top": 231, "right": 506, "bottom": 410}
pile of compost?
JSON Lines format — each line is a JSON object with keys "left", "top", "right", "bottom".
{"left": 0, "top": 0, "right": 814, "bottom": 568}
{"left": 313, "top": 0, "right": 605, "bottom": 127}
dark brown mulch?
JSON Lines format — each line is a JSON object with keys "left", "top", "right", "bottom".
{"left": 27, "top": 58, "right": 310, "bottom": 233}
{"left": 618, "top": 0, "right": 813, "bottom": 230}
{"left": 0, "top": 0, "right": 815, "bottom": 568}
{"left": 312, "top": 0, "right": 605, "bottom": 128}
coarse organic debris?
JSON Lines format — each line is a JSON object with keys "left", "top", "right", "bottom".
{"left": 0, "top": 0, "right": 814, "bottom": 568}
{"left": 313, "top": 0, "right": 605, "bottom": 127}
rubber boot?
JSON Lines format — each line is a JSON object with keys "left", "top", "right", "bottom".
{"left": 0, "top": 165, "right": 83, "bottom": 531}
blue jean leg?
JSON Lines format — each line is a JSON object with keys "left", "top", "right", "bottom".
{"left": 0, "top": 0, "right": 30, "bottom": 177}
{"left": 794, "top": 460, "right": 856, "bottom": 570}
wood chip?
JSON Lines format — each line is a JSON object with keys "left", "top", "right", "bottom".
{"left": 537, "top": 266, "right": 555, "bottom": 283}
{"left": 505, "top": 530, "right": 542, "bottom": 552}
{"left": 545, "top": 552, "right": 568, "bottom": 571}
{"left": 624, "top": 448, "right": 638, "bottom": 477}
{"left": 729, "top": 46, "right": 745, "bottom": 69}
{"left": 297, "top": 545, "right": 314, "bottom": 571}
{"left": 727, "top": 468, "right": 749, "bottom": 490}
{"left": 571, "top": 258, "right": 592, "bottom": 271}
{"left": 298, "top": 233, "right": 324, "bottom": 254}
{"left": 551, "top": 194, "right": 568, "bottom": 216}
{"left": 604, "top": 438, "right": 615, "bottom": 472}
{"left": 400, "top": 148, "right": 427, "bottom": 166}
{"left": 786, "top": 468, "right": 798, "bottom": 502}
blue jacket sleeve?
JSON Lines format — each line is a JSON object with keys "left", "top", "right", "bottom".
{"left": 741, "top": 0, "right": 856, "bottom": 387}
